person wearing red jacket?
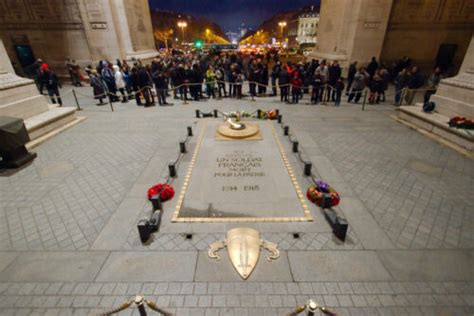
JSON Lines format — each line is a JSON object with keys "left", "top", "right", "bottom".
{"left": 290, "top": 72, "right": 302, "bottom": 104}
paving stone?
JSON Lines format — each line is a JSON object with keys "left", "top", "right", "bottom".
{"left": 95, "top": 251, "right": 197, "bottom": 282}
{"left": 288, "top": 251, "right": 392, "bottom": 281}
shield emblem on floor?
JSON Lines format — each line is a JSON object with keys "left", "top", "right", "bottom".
{"left": 226, "top": 228, "right": 261, "bottom": 279}
{"left": 208, "top": 227, "right": 280, "bottom": 280}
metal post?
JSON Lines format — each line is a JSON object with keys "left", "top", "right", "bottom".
{"left": 304, "top": 162, "right": 312, "bottom": 176}
{"left": 292, "top": 141, "right": 299, "bottom": 153}
{"left": 187, "top": 126, "right": 193, "bottom": 137}
{"left": 213, "top": 109, "right": 218, "bottom": 118}
{"left": 195, "top": 109, "right": 200, "bottom": 118}
{"left": 183, "top": 84, "right": 188, "bottom": 104}
{"left": 135, "top": 296, "right": 147, "bottom": 316}
{"left": 362, "top": 90, "right": 367, "bottom": 111}
{"left": 179, "top": 141, "right": 186, "bottom": 153}
{"left": 108, "top": 94, "right": 115, "bottom": 112}
{"left": 168, "top": 163, "right": 177, "bottom": 178}
{"left": 257, "top": 109, "right": 262, "bottom": 119}
{"left": 284, "top": 125, "right": 289, "bottom": 136}
{"left": 71, "top": 89, "right": 82, "bottom": 111}
{"left": 277, "top": 115, "right": 282, "bottom": 123}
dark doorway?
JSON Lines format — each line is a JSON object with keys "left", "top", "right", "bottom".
{"left": 435, "top": 44, "right": 457, "bottom": 73}
{"left": 14, "top": 45, "right": 36, "bottom": 67}
{"left": 14, "top": 45, "right": 36, "bottom": 77}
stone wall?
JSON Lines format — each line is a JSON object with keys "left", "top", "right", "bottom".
{"left": 0, "top": 0, "right": 157, "bottom": 76}
{"left": 0, "top": 0, "right": 92, "bottom": 73}
{"left": 381, "top": 0, "right": 474, "bottom": 73}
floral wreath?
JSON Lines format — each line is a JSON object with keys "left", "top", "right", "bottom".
{"left": 147, "top": 183, "right": 175, "bottom": 202}
{"left": 448, "top": 116, "right": 474, "bottom": 130}
{"left": 306, "top": 179, "right": 340, "bottom": 207}
{"left": 228, "top": 111, "right": 251, "bottom": 121}
{"left": 259, "top": 109, "right": 278, "bottom": 120}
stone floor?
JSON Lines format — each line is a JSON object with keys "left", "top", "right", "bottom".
{"left": 0, "top": 86, "right": 473, "bottom": 315}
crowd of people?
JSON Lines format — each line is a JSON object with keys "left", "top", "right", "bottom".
{"left": 30, "top": 51, "right": 444, "bottom": 108}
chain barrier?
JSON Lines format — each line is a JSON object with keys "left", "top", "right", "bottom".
{"left": 97, "top": 295, "right": 173, "bottom": 316}
{"left": 62, "top": 79, "right": 351, "bottom": 112}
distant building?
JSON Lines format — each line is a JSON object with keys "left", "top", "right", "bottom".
{"left": 239, "top": 23, "right": 249, "bottom": 38}
{"left": 296, "top": 6, "right": 319, "bottom": 46}
{"left": 225, "top": 31, "right": 240, "bottom": 44}
{"left": 287, "top": 18, "right": 299, "bottom": 48}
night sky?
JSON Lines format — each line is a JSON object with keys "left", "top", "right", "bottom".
{"left": 148, "top": 0, "right": 321, "bottom": 32}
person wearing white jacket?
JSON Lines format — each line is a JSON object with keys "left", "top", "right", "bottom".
{"left": 113, "top": 65, "right": 128, "bottom": 103}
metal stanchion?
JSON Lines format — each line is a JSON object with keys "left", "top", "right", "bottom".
{"left": 304, "top": 162, "right": 312, "bottom": 176}
{"left": 168, "top": 163, "right": 177, "bottom": 177}
{"left": 213, "top": 109, "right": 218, "bottom": 118}
{"left": 284, "top": 125, "right": 289, "bottom": 136}
{"left": 187, "top": 126, "right": 193, "bottom": 137}
{"left": 292, "top": 140, "right": 299, "bottom": 153}
{"left": 195, "top": 109, "right": 200, "bottom": 118}
{"left": 179, "top": 141, "right": 186, "bottom": 153}
{"left": 362, "top": 90, "right": 367, "bottom": 111}
{"left": 108, "top": 94, "right": 115, "bottom": 112}
{"left": 71, "top": 89, "right": 82, "bottom": 111}
{"left": 278, "top": 115, "right": 283, "bottom": 123}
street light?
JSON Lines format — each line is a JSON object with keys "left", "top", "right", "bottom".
{"left": 205, "top": 28, "right": 210, "bottom": 43}
{"left": 278, "top": 21, "right": 287, "bottom": 44}
{"left": 177, "top": 21, "right": 187, "bottom": 46}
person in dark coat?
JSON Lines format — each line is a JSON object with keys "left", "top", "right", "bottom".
{"left": 137, "top": 66, "right": 153, "bottom": 106}
{"left": 270, "top": 61, "right": 281, "bottom": 96}
{"left": 153, "top": 68, "right": 170, "bottom": 106}
{"left": 327, "top": 61, "right": 341, "bottom": 101}
{"left": 311, "top": 69, "right": 323, "bottom": 104}
{"left": 394, "top": 68, "right": 410, "bottom": 105}
{"left": 248, "top": 61, "right": 258, "bottom": 98}
{"left": 130, "top": 67, "right": 142, "bottom": 106}
{"left": 89, "top": 70, "right": 107, "bottom": 105}
{"left": 40, "top": 64, "right": 62, "bottom": 106}
{"left": 334, "top": 77, "right": 345, "bottom": 107}
{"left": 278, "top": 66, "right": 290, "bottom": 103}
{"left": 259, "top": 63, "right": 269, "bottom": 96}
{"left": 405, "top": 66, "right": 424, "bottom": 105}
{"left": 366, "top": 57, "right": 379, "bottom": 78}
{"left": 346, "top": 61, "right": 357, "bottom": 94}
{"left": 101, "top": 61, "right": 118, "bottom": 102}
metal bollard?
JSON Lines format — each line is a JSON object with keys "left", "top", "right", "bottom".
{"left": 284, "top": 125, "right": 289, "bottom": 136}
{"left": 150, "top": 195, "right": 162, "bottom": 211}
{"left": 304, "top": 162, "right": 312, "bottom": 176}
{"left": 187, "top": 126, "right": 193, "bottom": 137}
{"left": 195, "top": 109, "right": 200, "bottom": 118}
{"left": 277, "top": 114, "right": 282, "bottom": 123}
{"left": 135, "top": 296, "right": 147, "bottom": 316}
{"left": 213, "top": 109, "right": 218, "bottom": 118}
{"left": 257, "top": 109, "right": 262, "bottom": 118}
{"left": 362, "top": 90, "right": 367, "bottom": 111}
{"left": 292, "top": 140, "right": 299, "bottom": 153}
{"left": 168, "top": 163, "right": 177, "bottom": 177}
{"left": 180, "top": 141, "right": 186, "bottom": 153}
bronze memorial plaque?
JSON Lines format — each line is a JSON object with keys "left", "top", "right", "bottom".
{"left": 172, "top": 120, "right": 312, "bottom": 222}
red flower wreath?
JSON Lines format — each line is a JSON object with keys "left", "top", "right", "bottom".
{"left": 306, "top": 181, "right": 340, "bottom": 207}
{"left": 147, "top": 183, "right": 175, "bottom": 202}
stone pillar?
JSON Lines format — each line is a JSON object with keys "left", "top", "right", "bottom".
{"left": 311, "top": 0, "right": 393, "bottom": 71}
{"left": 111, "top": 0, "right": 158, "bottom": 61}
{"left": 76, "top": 0, "right": 157, "bottom": 63}
{"left": 430, "top": 35, "right": 474, "bottom": 118}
